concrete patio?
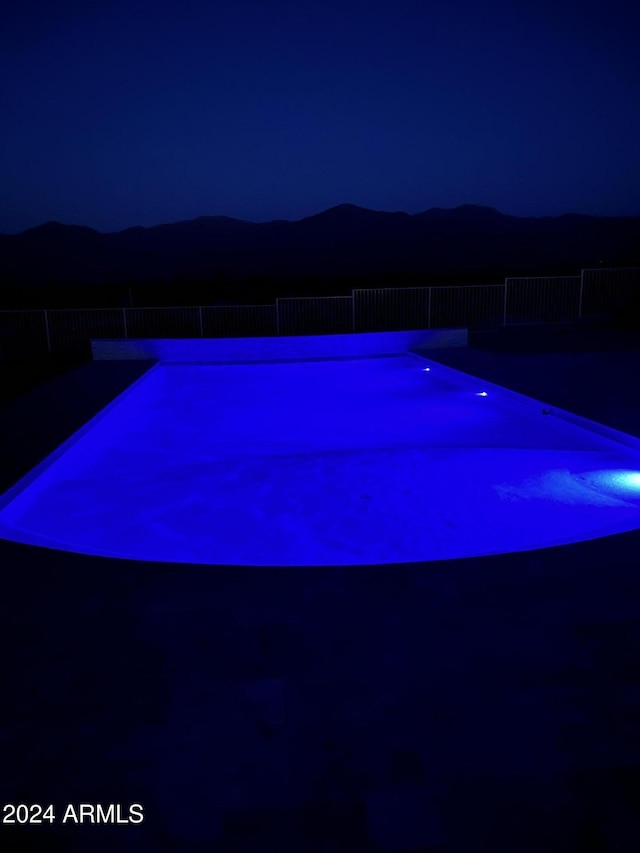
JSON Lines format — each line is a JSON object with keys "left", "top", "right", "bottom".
{"left": 1, "top": 332, "right": 640, "bottom": 851}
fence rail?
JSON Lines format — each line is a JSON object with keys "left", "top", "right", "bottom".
{"left": 276, "top": 296, "right": 352, "bottom": 336}
{"left": 431, "top": 285, "right": 505, "bottom": 330}
{"left": 504, "top": 276, "right": 582, "bottom": 324}
{"left": 201, "top": 305, "right": 277, "bottom": 338}
{"left": 353, "top": 287, "right": 431, "bottom": 332}
{"left": 0, "top": 267, "right": 638, "bottom": 356}
{"left": 580, "top": 268, "right": 640, "bottom": 317}
{"left": 46, "top": 308, "right": 126, "bottom": 352}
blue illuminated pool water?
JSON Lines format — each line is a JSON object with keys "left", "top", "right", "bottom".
{"left": 1, "top": 354, "right": 640, "bottom": 566}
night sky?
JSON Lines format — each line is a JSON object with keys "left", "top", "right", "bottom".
{"left": 2, "top": 0, "right": 639, "bottom": 234}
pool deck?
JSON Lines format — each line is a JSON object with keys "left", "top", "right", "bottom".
{"left": 2, "top": 339, "right": 640, "bottom": 851}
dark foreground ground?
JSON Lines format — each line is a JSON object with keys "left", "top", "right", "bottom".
{"left": 2, "top": 329, "right": 640, "bottom": 852}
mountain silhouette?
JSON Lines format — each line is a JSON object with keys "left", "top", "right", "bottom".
{"left": 1, "top": 204, "right": 638, "bottom": 304}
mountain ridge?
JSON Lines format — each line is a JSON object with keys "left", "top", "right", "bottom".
{"left": 6, "top": 203, "right": 617, "bottom": 237}
{"left": 1, "top": 203, "right": 638, "bottom": 292}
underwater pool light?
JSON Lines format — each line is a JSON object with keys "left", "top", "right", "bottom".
{"left": 476, "top": 391, "right": 488, "bottom": 397}
{"left": 423, "top": 367, "right": 431, "bottom": 372}
{"left": 579, "top": 469, "right": 640, "bottom": 497}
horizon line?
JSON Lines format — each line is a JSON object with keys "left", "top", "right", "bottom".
{"left": 2, "top": 202, "right": 640, "bottom": 237}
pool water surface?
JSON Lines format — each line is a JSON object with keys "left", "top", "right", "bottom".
{"left": 1, "top": 354, "right": 640, "bottom": 565}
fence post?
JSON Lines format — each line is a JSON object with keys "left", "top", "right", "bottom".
{"left": 276, "top": 299, "right": 280, "bottom": 336}
{"left": 578, "top": 272, "right": 584, "bottom": 320}
{"left": 199, "top": 306, "right": 204, "bottom": 337}
{"left": 503, "top": 281, "right": 508, "bottom": 326}
{"left": 123, "top": 308, "right": 128, "bottom": 339}
{"left": 427, "top": 288, "right": 431, "bottom": 329}
{"left": 44, "top": 310, "right": 51, "bottom": 353}
{"left": 351, "top": 293, "right": 355, "bottom": 332}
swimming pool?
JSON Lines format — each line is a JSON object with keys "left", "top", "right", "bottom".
{"left": 1, "top": 352, "right": 640, "bottom": 566}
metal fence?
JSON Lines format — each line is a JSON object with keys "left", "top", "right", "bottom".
{"left": 202, "top": 305, "right": 277, "bottom": 338}
{"left": 353, "top": 287, "right": 431, "bottom": 332}
{"left": 0, "top": 310, "right": 50, "bottom": 357}
{"left": 46, "top": 308, "right": 126, "bottom": 352}
{"left": 580, "top": 267, "right": 640, "bottom": 318}
{"left": 0, "top": 267, "right": 638, "bottom": 356}
{"left": 276, "top": 296, "right": 352, "bottom": 335}
{"left": 504, "top": 276, "right": 582, "bottom": 325}
{"left": 123, "top": 307, "right": 201, "bottom": 339}
{"left": 432, "top": 285, "right": 505, "bottom": 330}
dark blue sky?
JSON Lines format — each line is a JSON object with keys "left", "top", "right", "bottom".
{"left": 2, "top": 0, "right": 639, "bottom": 234}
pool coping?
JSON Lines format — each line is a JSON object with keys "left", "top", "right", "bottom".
{"left": 0, "top": 361, "right": 162, "bottom": 511}
{"left": 408, "top": 351, "right": 640, "bottom": 458}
